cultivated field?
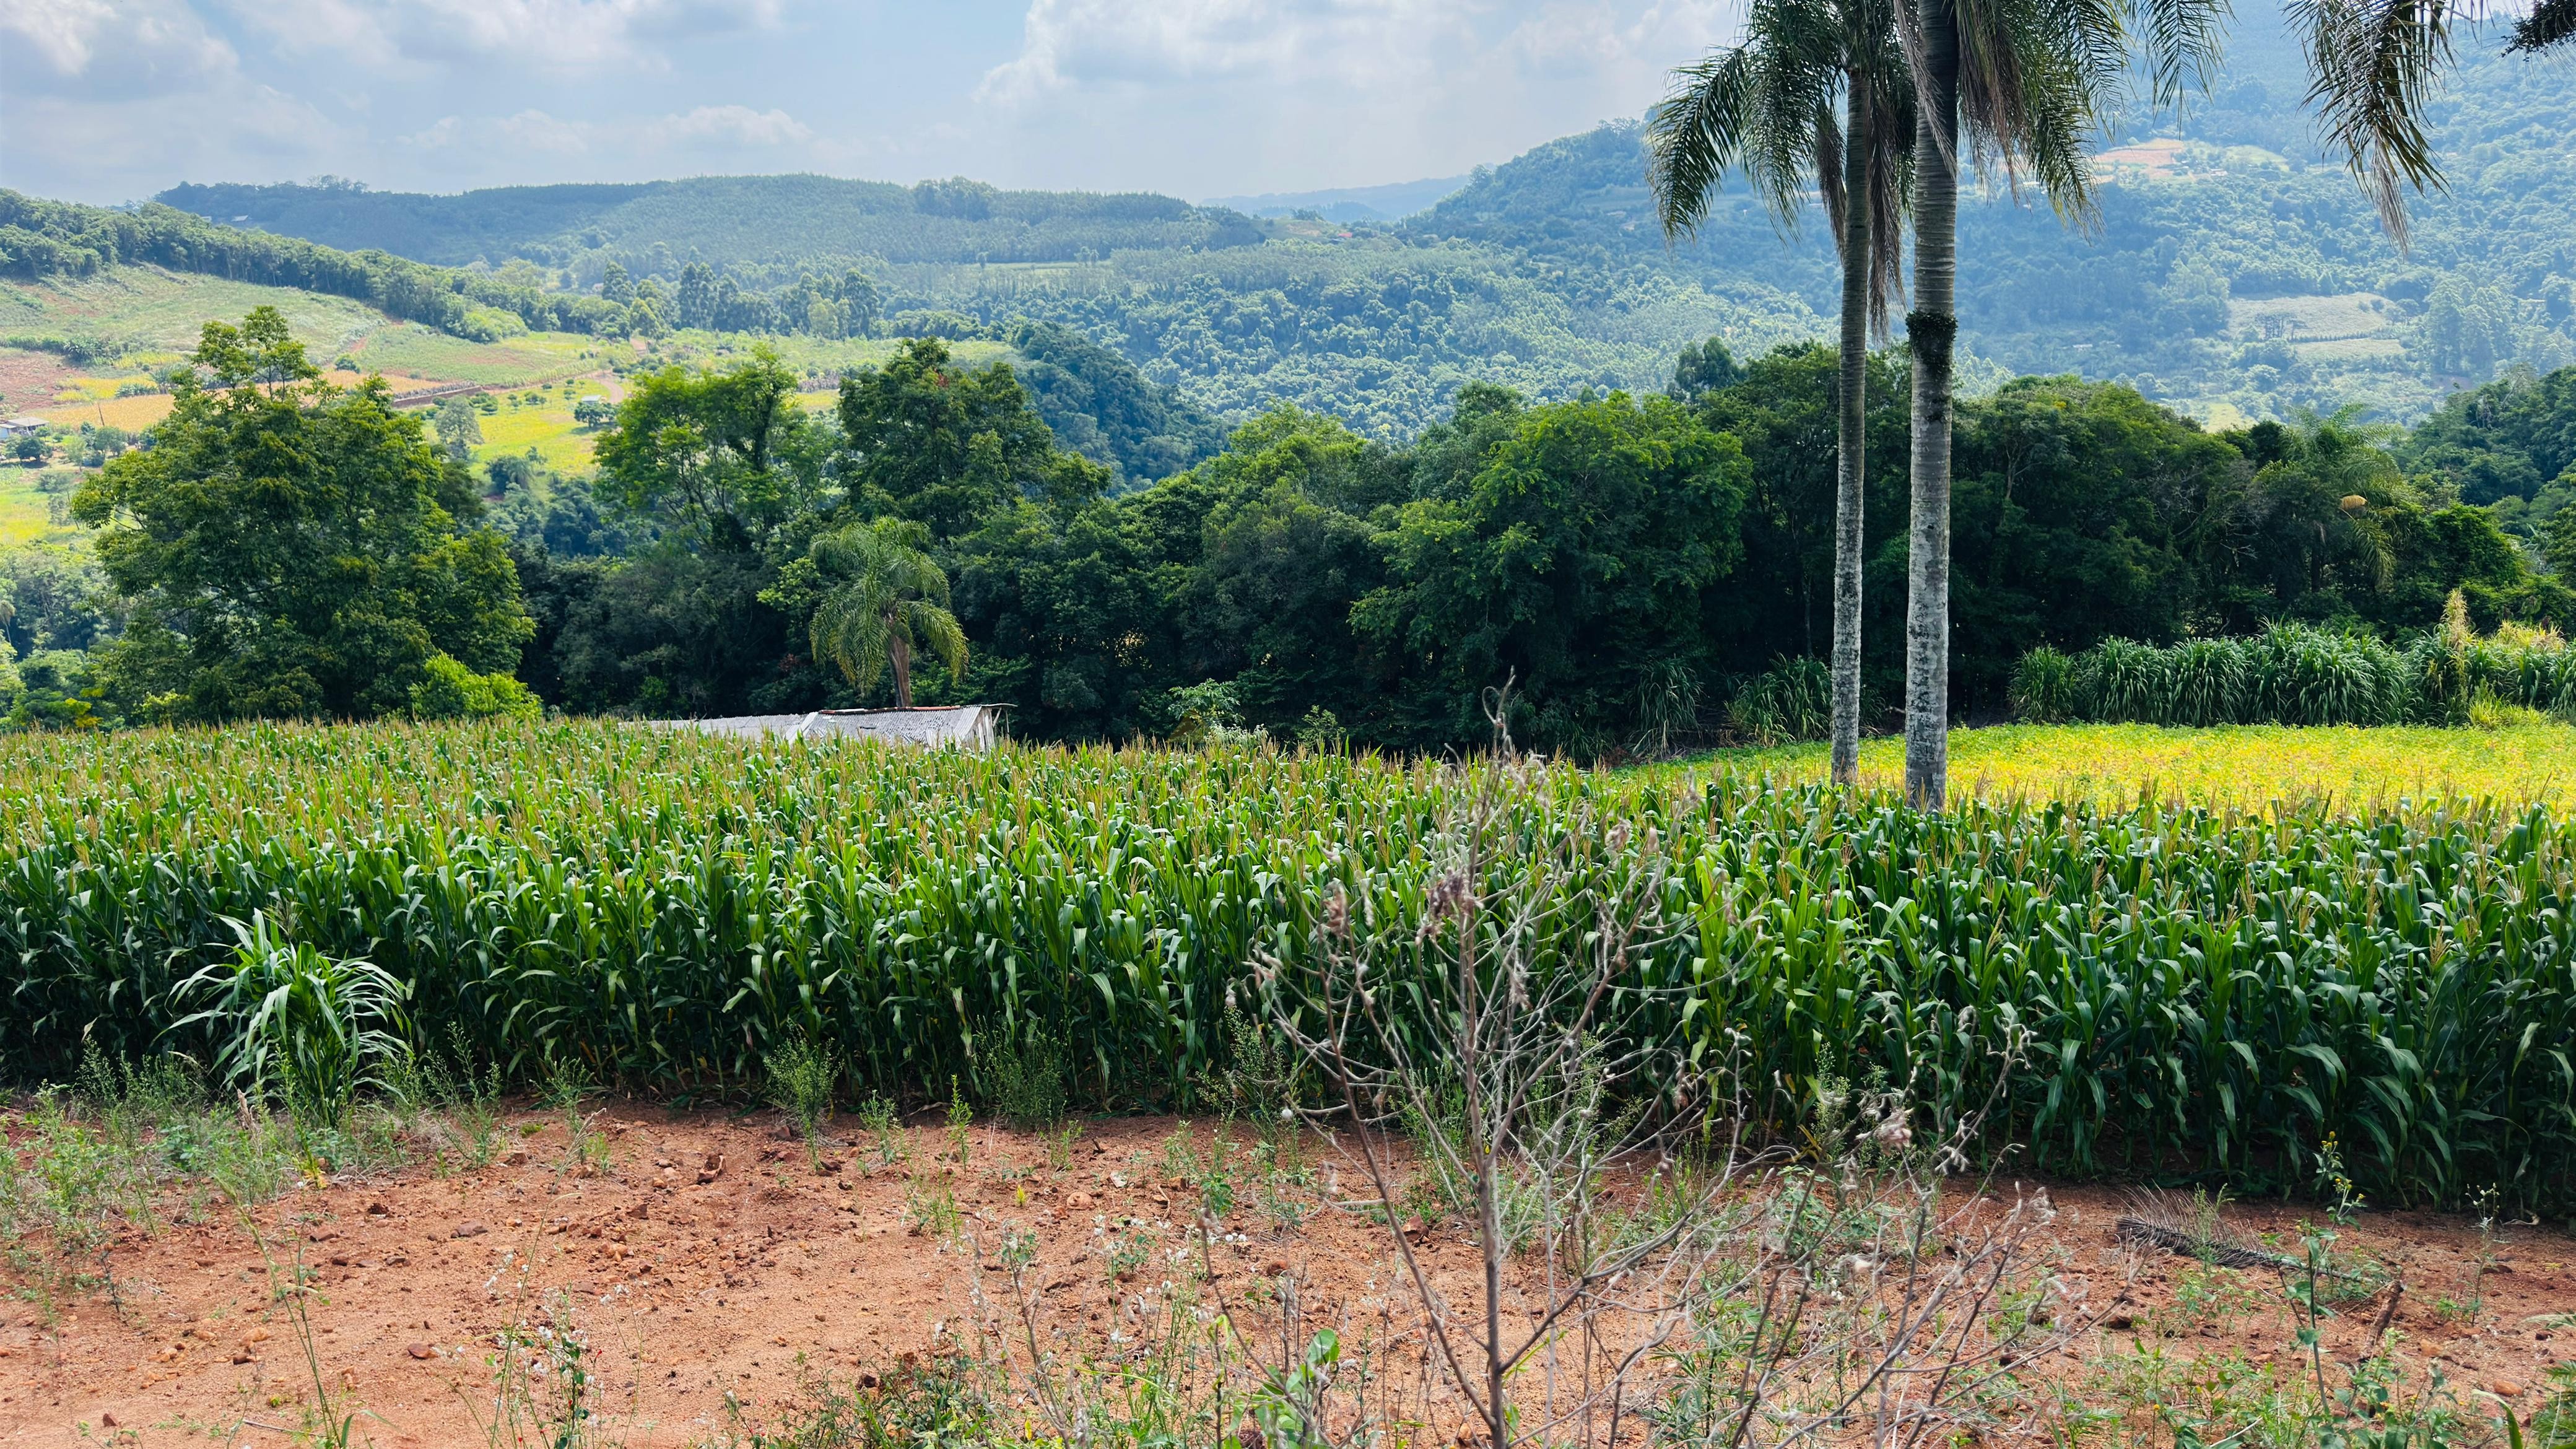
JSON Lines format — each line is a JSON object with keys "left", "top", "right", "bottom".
{"left": 5, "top": 719, "right": 2572, "bottom": 1213}
{"left": 3, "top": 720, "right": 2574, "bottom": 1447}
{"left": 0, "top": 267, "right": 620, "bottom": 429}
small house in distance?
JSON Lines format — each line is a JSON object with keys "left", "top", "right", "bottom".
{"left": 661, "top": 705, "right": 1005, "bottom": 751}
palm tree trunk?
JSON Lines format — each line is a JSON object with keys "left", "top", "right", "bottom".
{"left": 1904, "top": 0, "right": 1959, "bottom": 809}
{"left": 1832, "top": 72, "right": 1873, "bottom": 788}
{"left": 889, "top": 622, "right": 914, "bottom": 708}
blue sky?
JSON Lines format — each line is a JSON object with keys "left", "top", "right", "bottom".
{"left": 1, "top": 1, "right": 1743, "bottom": 204}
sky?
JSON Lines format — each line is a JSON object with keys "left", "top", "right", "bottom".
{"left": 0, "top": 0, "right": 1743, "bottom": 206}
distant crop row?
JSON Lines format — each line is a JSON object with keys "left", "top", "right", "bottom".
{"left": 2012, "top": 620, "right": 2576, "bottom": 728}
{"left": 1, "top": 721, "right": 2571, "bottom": 1214}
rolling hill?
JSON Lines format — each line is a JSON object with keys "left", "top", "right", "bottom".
{"left": 11, "top": 14, "right": 2566, "bottom": 458}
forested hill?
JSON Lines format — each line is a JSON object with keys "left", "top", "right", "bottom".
{"left": 127, "top": 19, "right": 2576, "bottom": 433}
{"left": 157, "top": 175, "right": 1264, "bottom": 271}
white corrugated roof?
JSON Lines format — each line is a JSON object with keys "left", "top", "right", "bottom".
{"left": 654, "top": 705, "right": 1004, "bottom": 748}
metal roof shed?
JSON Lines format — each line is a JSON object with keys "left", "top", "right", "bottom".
{"left": 662, "top": 705, "right": 1005, "bottom": 751}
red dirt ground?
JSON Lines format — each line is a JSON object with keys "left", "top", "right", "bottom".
{"left": 3, "top": 1105, "right": 2570, "bottom": 1448}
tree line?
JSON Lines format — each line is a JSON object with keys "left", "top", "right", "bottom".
{"left": 30, "top": 307, "right": 2569, "bottom": 757}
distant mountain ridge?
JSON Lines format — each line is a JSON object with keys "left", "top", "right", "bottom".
{"left": 1201, "top": 175, "right": 1471, "bottom": 222}
{"left": 156, "top": 175, "right": 1261, "bottom": 271}
{"left": 125, "top": 20, "right": 2576, "bottom": 436}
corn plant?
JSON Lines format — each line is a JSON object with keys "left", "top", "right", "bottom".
{"left": 0, "top": 719, "right": 2569, "bottom": 1214}
{"left": 167, "top": 913, "right": 409, "bottom": 1128}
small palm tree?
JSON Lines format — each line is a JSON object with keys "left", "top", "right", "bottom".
{"left": 1651, "top": 0, "right": 1913, "bottom": 786}
{"left": 807, "top": 523, "right": 967, "bottom": 708}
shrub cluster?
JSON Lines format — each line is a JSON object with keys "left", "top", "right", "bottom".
{"left": 2012, "top": 617, "right": 2576, "bottom": 728}
{"left": 1, "top": 721, "right": 2570, "bottom": 1215}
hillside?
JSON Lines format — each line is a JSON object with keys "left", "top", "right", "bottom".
{"left": 79, "top": 19, "right": 2576, "bottom": 448}
{"left": 0, "top": 260, "right": 1214, "bottom": 487}
{"left": 157, "top": 175, "right": 1264, "bottom": 274}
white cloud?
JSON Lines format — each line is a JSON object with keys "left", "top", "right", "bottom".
{"left": 647, "top": 103, "right": 812, "bottom": 146}
{"left": 406, "top": 103, "right": 811, "bottom": 158}
{"left": 968, "top": 0, "right": 1741, "bottom": 194}
{"left": 2, "top": 0, "right": 240, "bottom": 98}
{"left": 977, "top": 0, "right": 1483, "bottom": 105}
{"left": 225, "top": 0, "right": 787, "bottom": 74}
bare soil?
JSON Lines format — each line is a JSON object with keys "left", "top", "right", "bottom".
{"left": 4, "top": 1106, "right": 2570, "bottom": 1448}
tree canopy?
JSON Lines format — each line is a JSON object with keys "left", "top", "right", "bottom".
{"left": 70, "top": 308, "right": 533, "bottom": 722}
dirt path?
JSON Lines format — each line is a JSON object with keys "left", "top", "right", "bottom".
{"left": 3, "top": 1107, "right": 2569, "bottom": 1448}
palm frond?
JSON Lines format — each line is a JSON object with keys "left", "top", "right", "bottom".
{"left": 2509, "top": 0, "right": 2575, "bottom": 51}
{"left": 2288, "top": 0, "right": 2458, "bottom": 243}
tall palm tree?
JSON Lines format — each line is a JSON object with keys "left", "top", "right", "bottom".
{"left": 1899, "top": 0, "right": 2211, "bottom": 805}
{"left": 1650, "top": 0, "right": 1913, "bottom": 785}
{"left": 807, "top": 523, "right": 968, "bottom": 708}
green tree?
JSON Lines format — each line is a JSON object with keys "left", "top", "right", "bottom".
{"left": 803, "top": 521, "right": 967, "bottom": 707}
{"left": 1651, "top": 0, "right": 1912, "bottom": 782}
{"left": 1354, "top": 392, "right": 1751, "bottom": 754}
{"left": 71, "top": 307, "right": 532, "bottom": 721}
{"left": 433, "top": 396, "right": 484, "bottom": 461}
{"left": 840, "top": 269, "right": 883, "bottom": 339}
{"left": 837, "top": 337, "right": 1108, "bottom": 538}
{"left": 591, "top": 349, "right": 831, "bottom": 554}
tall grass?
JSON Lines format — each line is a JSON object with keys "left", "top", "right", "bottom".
{"left": 2013, "top": 620, "right": 2576, "bottom": 728}
{"left": 1, "top": 720, "right": 2571, "bottom": 1214}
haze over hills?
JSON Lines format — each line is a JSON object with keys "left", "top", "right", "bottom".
{"left": 1201, "top": 176, "right": 1473, "bottom": 222}
{"left": 61, "top": 15, "right": 2576, "bottom": 444}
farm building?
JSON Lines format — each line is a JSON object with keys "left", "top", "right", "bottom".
{"left": 659, "top": 705, "right": 1006, "bottom": 751}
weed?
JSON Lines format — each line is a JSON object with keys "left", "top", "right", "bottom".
{"left": 764, "top": 1033, "right": 838, "bottom": 1167}
{"left": 905, "top": 1178, "right": 960, "bottom": 1245}
{"left": 1191, "top": 1005, "right": 1298, "bottom": 1138}
{"left": 2317, "top": 1131, "right": 2366, "bottom": 1224}
{"left": 419, "top": 1029, "right": 507, "bottom": 1172}
{"left": 543, "top": 1060, "right": 611, "bottom": 1177}
{"left": 1041, "top": 1121, "right": 1082, "bottom": 1173}
{"left": 986, "top": 1031, "right": 1068, "bottom": 1131}
{"left": 242, "top": 1214, "right": 368, "bottom": 1449}
{"left": 713, "top": 1354, "right": 992, "bottom": 1449}
{"left": 944, "top": 1077, "right": 972, "bottom": 1166}
{"left": 1159, "top": 1122, "right": 1200, "bottom": 1183}
{"left": 0, "top": 1089, "right": 118, "bottom": 1322}
{"left": 1103, "top": 1227, "right": 1154, "bottom": 1282}
{"left": 458, "top": 1290, "right": 606, "bottom": 1449}
{"left": 855, "top": 1094, "right": 905, "bottom": 1167}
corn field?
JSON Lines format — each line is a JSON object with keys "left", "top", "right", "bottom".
{"left": 2012, "top": 620, "right": 2576, "bottom": 728}
{"left": 1, "top": 720, "right": 2572, "bottom": 1214}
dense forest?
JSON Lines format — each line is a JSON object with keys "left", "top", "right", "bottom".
{"left": 15, "top": 302, "right": 2571, "bottom": 754}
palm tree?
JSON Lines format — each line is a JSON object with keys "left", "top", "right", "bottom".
{"left": 1897, "top": 0, "right": 2535, "bottom": 805}
{"left": 807, "top": 523, "right": 967, "bottom": 708}
{"left": 1897, "top": 0, "right": 2216, "bottom": 805}
{"left": 1650, "top": 0, "right": 1913, "bottom": 785}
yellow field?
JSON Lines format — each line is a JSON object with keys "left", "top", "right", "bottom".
{"left": 1670, "top": 722, "right": 2576, "bottom": 810}
{"left": 466, "top": 381, "right": 618, "bottom": 472}
{"left": 37, "top": 393, "right": 175, "bottom": 431}
{"left": 0, "top": 469, "right": 83, "bottom": 547}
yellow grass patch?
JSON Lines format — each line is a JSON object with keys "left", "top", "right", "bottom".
{"left": 1665, "top": 722, "right": 2576, "bottom": 811}
{"left": 468, "top": 381, "right": 616, "bottom": 472}
{"left": 39, "top": 393, "right": 176, "bottom": 431}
